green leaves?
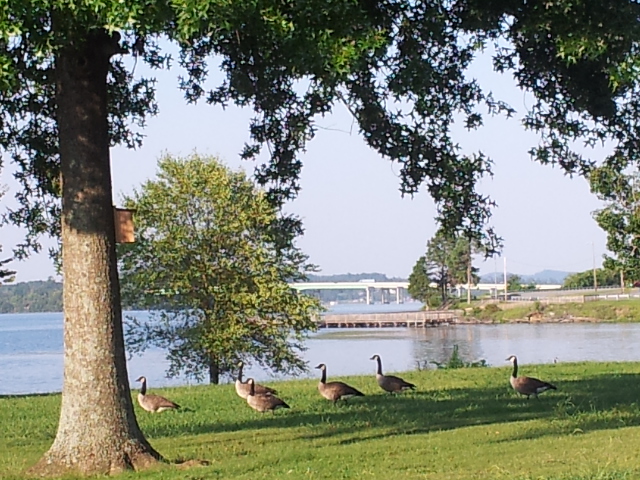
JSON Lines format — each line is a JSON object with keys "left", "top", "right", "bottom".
{"left": 118, "top": 153, "right": 321, "bottom": 383}
{"left": 3, "top": 0, "right": 640, "bottom": 268}
{"left": 590, "top": 169, "right": 640, "bottom": 283}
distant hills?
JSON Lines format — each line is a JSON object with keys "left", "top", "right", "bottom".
{"left": 478, "top": 269, "right": 572, "bottom": 285}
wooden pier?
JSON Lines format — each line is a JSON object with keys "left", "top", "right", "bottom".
{"left": 317, "top": 310, "right": 459, "bottom": 328}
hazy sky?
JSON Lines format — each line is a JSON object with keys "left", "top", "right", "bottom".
{"left": 0, "top": 48, "right": 608, "bottom": 282}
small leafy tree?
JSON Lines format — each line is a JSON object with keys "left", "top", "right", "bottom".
{"left": 505, "top": 275, "right": 539, "bottom": 292}
{"left": 506, "top": 274, "right": 524, "bottom": 292}
{"left": 119, "top": 153, "right": 322, "bottom": 384}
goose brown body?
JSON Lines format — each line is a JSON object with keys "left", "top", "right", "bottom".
{"left": 235, "top": 361, "right": 277, "bottom": 399}
{"left": 506, "top": 355, "right": 557, "bottom": 399}
{"left": 135, "top": 376, "right": 180, "bottom": 413}
{"left": 245, "top": 378, "right": 290, "bottom": 413}
{"left": 370, "top": 354, "right": 415, "bottom": 393}
{"left": 315, "top": 363, "right": 365, "bottom": 404}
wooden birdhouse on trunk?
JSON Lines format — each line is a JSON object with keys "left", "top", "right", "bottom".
{"left": 114, "top": 207, "right": 135, "bottom": 243}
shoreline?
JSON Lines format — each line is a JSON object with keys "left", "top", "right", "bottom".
{"left": 455, "top": 314, "right": 621, "bottom": 325}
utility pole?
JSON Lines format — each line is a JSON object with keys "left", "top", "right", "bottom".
{"left": 466, "top": 243, "right": 472, "bottom": 304}
{"left": 494, "top": 257, "right": 498, "bottom": 299}
{"left": 592, "top": 241, "right": 598, "bottom": 293}
{"left": 503, "top": 257, "right": 508, "bottom": 301}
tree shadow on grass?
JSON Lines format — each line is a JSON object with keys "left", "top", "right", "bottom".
{"left": 143, "top": 385, "right": 556, "bottom": 440}
{"left": 143, "top": 371, "right": 640, "bottom": 446}
{"left": 0, "top": 392, "right": 59, "bottom": 399}
{"left": 493, "top": 373, "right": 640, "bottom": 444}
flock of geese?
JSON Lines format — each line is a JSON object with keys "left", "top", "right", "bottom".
{"left": 134, "top": 354, "right": 557, "bottom": 414}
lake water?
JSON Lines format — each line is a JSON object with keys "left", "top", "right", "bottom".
{"left": 2, "top": 303, "right": 640, "bottom": 395}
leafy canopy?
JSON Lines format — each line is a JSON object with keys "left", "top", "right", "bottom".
{"left": 119, "top": 153, "right": 321, "bottom": 383}
{"left": 591, "top": 170, "right": 640, "bottom": 283}
{"left": 4, "top": 1, "right": 640, "bottom": 258}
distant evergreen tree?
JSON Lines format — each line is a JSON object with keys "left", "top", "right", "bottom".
{"left": 408, "top": 256, "right": 439, "bottom": 307}
{"left": 409, "top": 230, "right": 479, "bottom": 306}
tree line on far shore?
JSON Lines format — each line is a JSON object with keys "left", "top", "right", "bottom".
{"left": 0, "top": 279, "right": 62, "bottom": 313}
{"left": 0, "top": 272, "right": 404, "bottom": 314}
{"left": 2, "top": 266, "right": 627, "bottom": 315}
{"left": 407, "top": 228, "right": 628, "bottom": 308}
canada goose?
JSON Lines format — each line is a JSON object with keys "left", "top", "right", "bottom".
{"left": 135, "top": 376, "right": 180, "bottom": 412}
{"left": 245, "top": 378, "right": 290, "bottom": 413}
{"left": 370, "top": 354, "right": 416, "bottom": 393}
{"left": 234, "top": 361, "right": 278, "bottom": 399}
{"left": 315, "top": 363, "right": 365, "bottom": 404}
{"left": 506, "top": 355, "right": 557, "bottom": 399}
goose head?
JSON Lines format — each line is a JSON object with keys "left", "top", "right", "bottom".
{"left": 505, "top": 355, "right": 517, "bottom": 363}
{"left": 314, "top": 363, "right": 326, "bottom": 371}
{"left": 370, "top": 354, "right": 380, "bottom": 361}
{"left": 135, "top": 376, "right": 147, "bottom": 383}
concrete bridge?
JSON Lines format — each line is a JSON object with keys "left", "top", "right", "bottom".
{"left": 289, "top": 281, "right": 409, "bottom": 304}
{"left": 289, "top": 281, "right": 563, "bottom": 304}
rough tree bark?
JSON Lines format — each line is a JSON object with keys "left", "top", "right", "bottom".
{"left": 30, "top": 30, "right": 161, "bottom": 476}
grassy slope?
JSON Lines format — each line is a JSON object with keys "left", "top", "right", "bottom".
{"left": 2, "top": 363, "right": 640, "bottom": 479}
{"left": 469, "top": 299, "right": 640, "bottom": 323}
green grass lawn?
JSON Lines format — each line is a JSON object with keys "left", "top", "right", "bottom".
{"left": 3, "top": 362, "right": 640, "bottom": 479}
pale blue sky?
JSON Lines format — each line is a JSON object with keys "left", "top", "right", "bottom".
{"left": 0, "top": 49, "right": 607, "bottom": 282}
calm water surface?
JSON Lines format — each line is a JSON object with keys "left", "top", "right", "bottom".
{"left": 2, "top": 303, "right": 640, "bottom": 395}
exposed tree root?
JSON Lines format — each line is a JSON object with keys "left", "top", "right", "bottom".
{"left": 28, "top": 442, "right": 162, "bottom": 477}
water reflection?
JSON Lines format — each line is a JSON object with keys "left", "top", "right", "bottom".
{"left": 3, "top": 310, "right": 640, "bottom": 395}
{"left": 300, "top": 322, "right": 640, "bottom": 381}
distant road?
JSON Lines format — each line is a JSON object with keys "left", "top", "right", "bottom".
{"left": 510, "top": 286, "right": 631, "bottom": 299}
{"left": 290, "top": 281, "right": 565, "bottom": 292}
{"left": 288, "top": 281, "right": 634, "bottom": 300}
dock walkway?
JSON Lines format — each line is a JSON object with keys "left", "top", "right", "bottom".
{"left": 317, "top": 310, "right": 459, "bottom": 328}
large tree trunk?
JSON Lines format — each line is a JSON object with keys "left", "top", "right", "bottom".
{"left": 209, "top": 356, "right": 220, "bottom": 385}
{"left": 31, "top": 31, "right": 161, "bottom": 476}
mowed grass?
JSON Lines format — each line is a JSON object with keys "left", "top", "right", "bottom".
{"left": 3, "top": 362, "right": 640, "bottom": 479}
{"left": 467, "top": 299, "right": 640, "bottom": 323}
